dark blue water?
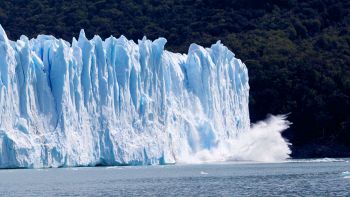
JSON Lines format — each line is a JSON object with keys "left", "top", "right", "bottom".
{"left": 0, "top": 159, "right": 349, "bottom": 196}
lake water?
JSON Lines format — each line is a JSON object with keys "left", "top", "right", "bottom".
{"left": 0, "top": 159, "right": 349, "bottom": 196}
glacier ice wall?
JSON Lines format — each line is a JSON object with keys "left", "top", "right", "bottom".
{"left": 0, "top": 25, "right": 250, "bottom": 168}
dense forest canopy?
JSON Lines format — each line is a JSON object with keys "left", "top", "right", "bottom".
{"left": 0, "top": 0, "right": 349, "bottom": 157}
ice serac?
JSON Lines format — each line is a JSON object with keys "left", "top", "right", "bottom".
{"left": 0, "top": 25, "right": 249, "bottom": 168}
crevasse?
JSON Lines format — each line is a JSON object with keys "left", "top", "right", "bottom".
{"left": 0, "top": 25, "right": 249, "bottom": 168}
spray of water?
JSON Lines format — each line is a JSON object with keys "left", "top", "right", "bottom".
{"left": 178, "top": 114, "right": 292, "bottom": 163}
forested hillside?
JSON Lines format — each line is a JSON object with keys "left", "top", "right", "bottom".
{"left": 0, "top": 0, "right": 349, "bottom": 157}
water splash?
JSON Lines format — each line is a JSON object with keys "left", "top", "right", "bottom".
{"left": 178, "top": 114, "right": 291, "bottom": 163}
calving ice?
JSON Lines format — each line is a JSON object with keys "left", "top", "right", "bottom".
{"left": 0, "top": 25, "right": 290, "bottom": 168}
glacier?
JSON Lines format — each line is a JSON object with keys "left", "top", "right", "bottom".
{"left": 0, "top": 25, "right": 289, "bottom": 168}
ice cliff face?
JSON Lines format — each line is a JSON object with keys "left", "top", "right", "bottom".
{"left": 0, "top": 25, "right": 249, "bottom": 168}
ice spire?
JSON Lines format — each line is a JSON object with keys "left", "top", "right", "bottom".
{"left": 0, "top": 24, "right": 8, "bottom": 43}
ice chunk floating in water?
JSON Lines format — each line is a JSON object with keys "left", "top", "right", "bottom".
{"left": 0, "top": 25, "right": 290, "bottom": 168}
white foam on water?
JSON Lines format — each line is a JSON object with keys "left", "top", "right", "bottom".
{"left": 311, "top": 158, "right": 345, "bottom": 162}
{"left": 290, "top": 158, "right": 346, "bottom": 163}
{"left": 105, "top": 166, "right": 123, "bottom": 170}
{"left": 200, "top": 171, "right": 209, "bottom": 175}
